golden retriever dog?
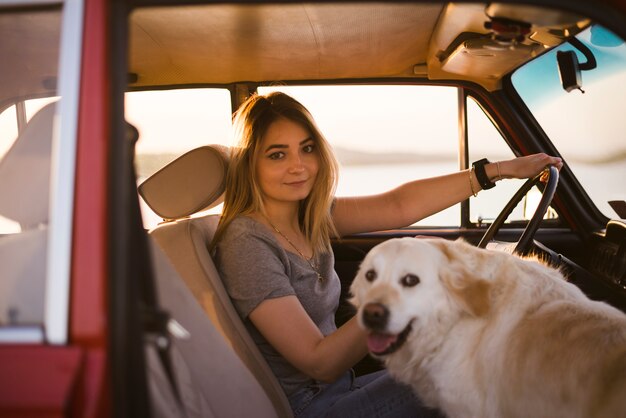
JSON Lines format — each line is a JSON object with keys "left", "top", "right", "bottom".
{"left": 350, "top": 237, "right": 626, "bottom": 418}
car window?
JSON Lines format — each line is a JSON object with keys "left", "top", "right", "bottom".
{"left": 126, "top": 88, "right": 232, "bottom": 228}
{"left": 259, "top": 85, "right": 461, "bottom": 226}
{"left": 127, "top": 84, "right": 562, "bottom": 229}
{"left": 0, "top": 6, "right": 62, "bottom": 337}
{"left": 511, "top": 25, "right": 626, "bottom": 219}
{"left": 260, "top": 84, "right": 545, "bottom": 227}
{"left": 467, "top": 97, "right": 558, "bottom": 225}
{"left": 0, "top": 105, "right": 18, "bottom": 160}
{"left": 0, "top": 97, "right": 60, "bottom": 161}
{"left": 0, "top": 105, "right": 20, "bottom": 232}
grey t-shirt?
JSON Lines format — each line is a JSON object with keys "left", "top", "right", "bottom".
{"left": 215, "top": 216, "right": 341, "bottom": 396}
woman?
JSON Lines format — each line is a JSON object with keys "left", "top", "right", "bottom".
{"left": 213, "top": 92, "right": 562, "bottom": 417}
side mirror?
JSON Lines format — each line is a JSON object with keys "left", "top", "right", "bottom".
{"left": 557, "top": 50, "right": 583, "bottom": 93}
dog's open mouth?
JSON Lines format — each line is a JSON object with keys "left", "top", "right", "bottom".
{"left": 366, "top": 320, "right": 413, "bottom": 356}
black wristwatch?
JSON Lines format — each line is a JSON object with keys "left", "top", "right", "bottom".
{"left": 472, "top": 158, "right": 496, "bottom": 190}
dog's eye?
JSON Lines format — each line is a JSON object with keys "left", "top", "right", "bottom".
{"left": 400, "top": 274, "right": 420, "bottom": 287}
{"left": 365, "top": 269, "right": 377, "bottom": 282}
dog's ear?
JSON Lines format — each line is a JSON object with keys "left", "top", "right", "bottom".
{"left": 432, "top": 239, "right": 491, "bottom": 317}
{"left": 441, "top": 273, "right": 491, "bottom": 317}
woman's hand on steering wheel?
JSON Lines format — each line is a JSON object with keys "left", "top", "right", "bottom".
{"left": 478, "top": 166, "right": 560, "bottom": 255}
{"left": 497, "top": 153, "right": 563, "bottom": 181}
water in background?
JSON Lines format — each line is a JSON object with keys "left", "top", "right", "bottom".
{"left": 137, "top": 160, "right": 624, "bottom": 230}
{"left": 336, "top": 162, "right": 525, "bottom": 227}
{"left": 1, "top": 161, "right": 622, "bottom": 233}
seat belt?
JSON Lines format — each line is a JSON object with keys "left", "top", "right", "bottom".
{"left": 126, "top": 122, "right": 187, "bottom": 417}
{"left": 142, "top": 305, "right": 187, "bottom": 414}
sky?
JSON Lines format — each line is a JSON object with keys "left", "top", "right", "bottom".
{"left": 127, "top": 84, "right": 493, "bottom": 158}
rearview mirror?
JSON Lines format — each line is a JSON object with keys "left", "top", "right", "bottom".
{"left": 557, "top": 50, "right": 583, "bottom": 92}
{"left": 556, "top": 37, "right": 597, "bottom": 93}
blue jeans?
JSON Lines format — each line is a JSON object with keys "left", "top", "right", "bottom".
{"left": 288, "top": 370, "right": 444, "bottom": 417}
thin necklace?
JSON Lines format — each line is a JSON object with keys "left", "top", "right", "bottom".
{"left": 265, "top": 218, "right": 325, "bottom": 283}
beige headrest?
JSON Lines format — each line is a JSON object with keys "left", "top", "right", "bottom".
{"left": 139, "top": 145, "right": 230, "bottom": 221}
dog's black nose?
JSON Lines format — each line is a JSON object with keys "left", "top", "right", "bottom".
{"left": 362, "top": 303, "right": 389, "bottom": 331}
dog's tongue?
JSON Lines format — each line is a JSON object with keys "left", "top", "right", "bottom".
{"left": 367, "top": 332, "right": 397, "bottom": 353}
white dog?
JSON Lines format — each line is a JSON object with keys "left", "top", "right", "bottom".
{"left": 350, "top": 237, "right": 626, "bottom": 418}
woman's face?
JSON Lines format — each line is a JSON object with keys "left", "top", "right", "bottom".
{"left": 255, "top": 117, "right": 320, "bottom": 207}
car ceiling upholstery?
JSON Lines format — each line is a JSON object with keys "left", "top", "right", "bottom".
{"left": 128, "top": 2, "right": 587, "bottom": 90}
{"left": 0, "top": 8, "right": 61, "bottom": 109}
{"left": 0, "top": 2, "right": 590, "bottom": 105}
{"left": 129, "top": 3, "right": 443, "bottom": 85}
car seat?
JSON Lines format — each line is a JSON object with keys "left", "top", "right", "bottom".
{"left": 139, "top": 145, "right": 293, "bottom": 417}
{"left": 0, "top": 102, "right": 56, "bottom": 327}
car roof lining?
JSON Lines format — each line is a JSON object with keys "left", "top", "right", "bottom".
{"left": 128, "top": 2, "right": 589, "bottom": 91}
{"left": 0, "top": 7, "right": 61, "bottom": 109}
{"left": 0, "top": 2, "right": 592, "bottom": 104}
{"left": 129, "top": 3, "right": 443, "bottom": 85}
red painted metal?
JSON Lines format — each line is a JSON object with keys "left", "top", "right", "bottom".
{"left": 0, "top": 0, "right": 113, "bottom": 415}
{"left": 0, "top": 346, "right": 83, "bottom": 418}
{"left": 1, "top": 1, "right": 625, "bottom": 417}
{"left": 70, "top": 0, "right": 112, "bottom": 414}
{"left": 72, "top": 0, "right": 110, "bottom": 346}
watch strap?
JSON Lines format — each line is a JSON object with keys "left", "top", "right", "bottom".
{"left": 472, "top": 158, "right": 496, "bottom": 190}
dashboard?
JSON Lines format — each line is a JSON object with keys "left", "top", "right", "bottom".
{"left": 589, "top": 220, "right": 626, "bottom": 291}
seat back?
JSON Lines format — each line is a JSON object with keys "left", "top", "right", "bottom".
{"left": 139, "top": 146, "right": 293, "bottom": 417}
{"left": 148, "top": 238, "right": 279, "bottom": 418}
{"left": 0, "top": 102, "right": 56, "bottom": 230}
{"left": 0, "top": 102, "right": 56, "bottom": 325}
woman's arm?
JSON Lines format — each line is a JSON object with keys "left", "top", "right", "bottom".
{"left": 249, "top": 295, "right": 368, "bottom": 383}
{"left": 332, "top": 153, "right": 562, "bottom": 236}
{"left": 217, "top": 220, "right": 368, "bottom": 383}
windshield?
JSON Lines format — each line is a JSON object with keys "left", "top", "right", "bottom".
{"left": 511, "top": 25, "right": 626, "bottom": 219}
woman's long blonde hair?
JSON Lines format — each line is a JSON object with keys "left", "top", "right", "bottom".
{"left": 212, "top": 91, "right": 339, "bottom": 254}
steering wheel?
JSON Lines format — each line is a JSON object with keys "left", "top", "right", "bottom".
{"left": 477, "top": 166, "right": 559, "bottom": 255}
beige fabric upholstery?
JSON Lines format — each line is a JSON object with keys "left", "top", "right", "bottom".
{"left": 0, "top": 103, "right": 56, "bottom": 325}
{"left": 0, "top": 102, "right": 56, "bottom": 228}
{"left": 129, "top": 4, "right": 443, "bottom": 85}
{"left": 141, "top": 145, "right": 293, "bottom": 417}
{"left": 148, "top": 239, "right": 278, "bottom": 418}
{"left": 0, "top": 228, "right": 47, "bottom": 324}
{"left": 138, "top": 145, "right": 229, "bottom": 220}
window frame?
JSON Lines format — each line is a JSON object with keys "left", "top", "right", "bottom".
{"left": 128, "top": 80, "right": 569, "bottom": 233}
{"left": 45, "top": 0, "right": 84, "bottom": 345}
{"left": 252, "top": 80, "right": 558, "bottom": 230}
{"left": 0, "top": 0, "right": 82, "bottom": 345}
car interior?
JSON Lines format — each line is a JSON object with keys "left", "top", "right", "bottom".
{"left": 139, "top": 145, "right": 293, "bottom": 416}
{"left": 1, "top": 1, "right": 625, "bottom": 417}
{"left": 0, "top": 102, "right": 55, "bottom": 328}
{"left": 126, "top": 3, "right": 626, "bottom": 416}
